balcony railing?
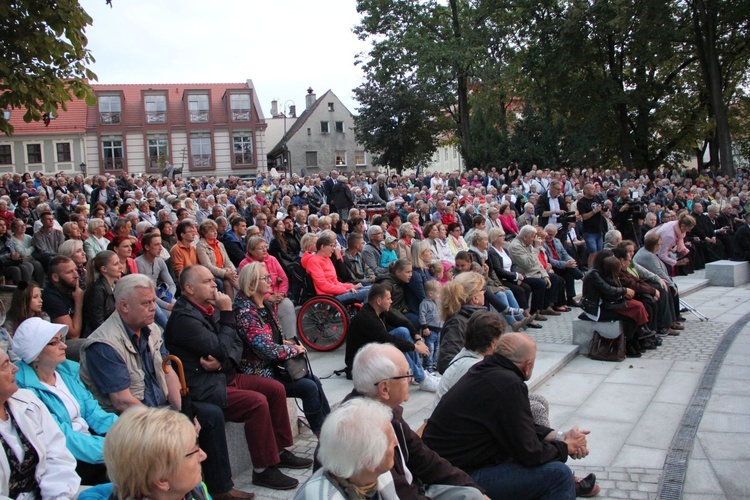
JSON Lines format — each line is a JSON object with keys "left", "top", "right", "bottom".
{"left": 103, "top": 157, "right": 124, "bottom": 171}
{"left": 146, "top": 112, "right": 167, "bottom": 124}
{"left": 189, "top": 111, "right": 209, "bottom": 122}
{"left": 192, "top": 154, "right": 212, "bottom": 168}
{"left": 100, "top": 112, "right": 121, "bottom": 125}
{"left": 232, "top": 110, "right": 251, "bottom": 121}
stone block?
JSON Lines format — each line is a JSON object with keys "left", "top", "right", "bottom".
{"left": 705, "top": 260, "right": 750, "bottom": 287}
{"left": 227, "top": 398, "right": 299, "bottom": 479}
{"left": 572, "top": 319, "right": 622, "bottom": 354}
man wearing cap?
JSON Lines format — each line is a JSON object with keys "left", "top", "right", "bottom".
{"left": 78, "top": 274, "right": 254, "bottom": 500}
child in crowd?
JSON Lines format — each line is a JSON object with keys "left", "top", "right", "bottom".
{"left": 428, "top": 260, "right": 452, "bottom": 285}
{"left": 419, "top": 280, "right": 443, "bottom": 372}
{"left": 380, "top": 235, "right": 399, "bottom": 268}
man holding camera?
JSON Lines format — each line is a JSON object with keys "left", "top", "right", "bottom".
{"left": 577, "top": 183, "right": 607, "bottom": 260}
{"left": 613, "top": 186, "right": 646, "bottom": 245}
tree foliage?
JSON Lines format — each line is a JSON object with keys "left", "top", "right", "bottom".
{"left": 0, "top": 0, "right": 97, "bottom": 136}
{"left": 353, "top": 0, "right": 750, "bottom": 174}
{"left": 354, "top": 77, "right": 443, "bottom": 174}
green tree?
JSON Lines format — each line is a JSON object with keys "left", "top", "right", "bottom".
{"left": 0, "top": 0, "right": 97, "bottom": 136}
{"left": 353, "top": 77, "right": 442, "bottom": 174}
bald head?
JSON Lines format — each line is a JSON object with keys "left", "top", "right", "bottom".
{"left": 498, "top": 333, "right": 537, "bottom": 380}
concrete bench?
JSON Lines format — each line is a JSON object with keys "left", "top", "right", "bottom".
{"left": 572, "top": 319, "right": 623, "bottom": 355}
{"left": 227, "top": 398, "right": 300, "bottom": 479}
{"left": 705, "top": 260, "right": 750, "bottom": 287}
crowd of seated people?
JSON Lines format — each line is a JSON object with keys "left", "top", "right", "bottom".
{"left": 0, "top": 164, "right": 749, "bottom": 497}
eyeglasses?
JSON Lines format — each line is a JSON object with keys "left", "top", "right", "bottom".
{"left": 185, "top": 447, "right": 202, "bottom": 458}
{"left": 261, "top": 274, "right": 272, "bottom": 283}
{"left": 47, "top": 336, "right": 66, "bottom": 347}
{"left": 252, "top": 246, "right": 268, "bottom": 252}
{"left": 374, "top": 370, "right": 414, "bottom": 386}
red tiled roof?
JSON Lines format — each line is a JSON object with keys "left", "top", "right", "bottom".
{"left": 6, "top": 96, "right": 89, "bottom": 136}
{"left": 87, "top": 82, "right": 256, "bottom": 128}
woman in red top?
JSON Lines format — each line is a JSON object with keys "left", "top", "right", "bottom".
{"left": 499, "top": 202, "right": 519, "bottom": 237}
{"left": 301, "top": 231, "right": 370, "bottom": 303}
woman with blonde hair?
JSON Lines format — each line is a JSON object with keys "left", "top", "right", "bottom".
{"left": 81, "top": 406, "right": 208, "bottom": 499}
{"left": 234, "top": 262, "right": 330, "bottom": 436}
{"left": 196, "top": 219, "right": 238, "bottom": 299}
{"left": 436, "top": 271, "right": 486, "bottom": 374}
{"left": 58, "top": 238, "right": 88, "bottom": 289}
{"left": 404, "top": 240, "right": 435, "bottom": 327}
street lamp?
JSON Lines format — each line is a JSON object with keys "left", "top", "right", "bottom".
{"left": 282, "top": 100, "right": 295, "bottom": 179}
{"left": 79, "top": 162, "right": 87, "bottom": 177}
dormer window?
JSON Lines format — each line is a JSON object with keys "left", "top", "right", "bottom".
{"left": 99, "top": 95, "right": 122, "bottom": 125}
{"left": 230, "top": 93, "right": 251, "bottom": 121}
{"left": 188, "top": 94, "right": 209, "bottom": 122}
{"left": 145, "top": 94, "right": 167, "bottom": 124}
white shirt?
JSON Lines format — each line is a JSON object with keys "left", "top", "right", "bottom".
{"left": 41, "top": 373, "right": 90, "bottom": 435}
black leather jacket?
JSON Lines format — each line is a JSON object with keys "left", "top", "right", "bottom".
{"left": 82, "top": 276, "right": 116, "bottom": 337}
{"left": 580, "top": 269, "right": 627, "bottom": 317}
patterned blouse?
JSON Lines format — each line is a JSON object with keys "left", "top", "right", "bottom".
{"left": 233, "top": 291, "right": 300, "bottom": 378}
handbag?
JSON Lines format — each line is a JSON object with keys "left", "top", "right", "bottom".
{"left": 589, "top": 330, "right": 626, "bottom": 362}
{"left": 274, "top": 350, "right": 311, "bottom": 383}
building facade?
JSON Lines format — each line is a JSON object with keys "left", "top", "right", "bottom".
{"left": 267, "top": 88, "right": 374, "bottom": 176}
{"left": 0, "top": 99, "right": 88, "bottom": 176}
{"left": 84, "top": 80, "right": 268, "bottom": 177}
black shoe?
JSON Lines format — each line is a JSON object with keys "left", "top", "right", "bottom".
{"left": 641, "top": 340, "right": 657, "bottom": 350}
{"left": 526, "top": 322, "right": 543, "bottom": 329}
{"left": 566, "top": 299, "right": 581, "bottom": 308}
{"left": 627, "top": 345, "right": 642, "bottom": 358}
{"left": 676, "top": 315, "right": 687, "bottom": 322}
{"left": 680, "top": 307, "right": 688, "bottom": 313}
{"left": 252, "top": 467, "right": 299, "bottom": 490}
{"left": 278, "top": 449, "right": 313, "bottom": 469}
{"left": 575, "top": 473, "right": 600, "bottom": 497}
{"left": 653, "top": 336, "right": 663, "bottom": 346}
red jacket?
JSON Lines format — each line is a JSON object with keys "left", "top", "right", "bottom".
{"left": 302, "top": 252, "right": 352, "bottom": 295}
{"left": 239, "top": 254, "right": 289, "bottom": 295}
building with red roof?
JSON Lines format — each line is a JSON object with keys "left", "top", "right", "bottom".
{"left": 85, "top": 79, "right": 268, "bottom": 177}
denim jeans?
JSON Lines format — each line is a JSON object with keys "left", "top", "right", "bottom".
{"left": 280, "top": 374, "right": 330, "bottom": 433}
{"left": 154, "top": 306, "right": 169, "bottom": 331}
{"left": 423, "top": 330, "right": 440, "bottom": 369}
{"left": 390, "top": 326, "right": 425, "bottom": 383}
{"left": 192, "top": 400, "right": 234, "bottom": 494}
{"left": 335, "top": 285, "right": 371, "bottom": 304}
{"left": 470, "top": 460, "right": 575, "bottom": 500}
{"left": 582, "top": 232, "right": 604, "bottom": 255}
{"left": 492, "top": 289, "right": 525, "bottom": 324}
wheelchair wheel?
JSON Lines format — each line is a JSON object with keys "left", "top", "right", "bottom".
{"left": 297, "top": 297, "right": 349, "bottom": 351}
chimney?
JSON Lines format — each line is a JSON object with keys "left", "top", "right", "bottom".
{"left": 289, "top": 105, "right": 296, "bottom": 118}
{"left": 305, "top": 87, "right": 316, "bottom": 110}
{"left": 270, "top": 100, "right": 279, "bottom": 118}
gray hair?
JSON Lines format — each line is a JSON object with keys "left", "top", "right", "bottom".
{"left": 352, "top": 343, "right": 400, "bottom": 397}
{"left": 135, "top": 221, "right": 152, "bottom": 236}
{"left": 367, "top": 225, "right": 383, "bottom": 238}
{"left": 518, "top": 225, "right": 537, "bottom": 239}
{"left": 470, "top": 229, "right": 488, "bottom": 247}
{"left": 398, "top": 222, "right": 413, "bottom": 238}
{"left": 58, "top": 239, "right": 83, "bottom": 258}
{"left": 114, "top": 274, "right": 155, "bottom": 304}
{"left": 604, "top": 229, "right": 622, "bottom": 245}
{"left": 317, "top": 398, "right": 393, "bottom": 479}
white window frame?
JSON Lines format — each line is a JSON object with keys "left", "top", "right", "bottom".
{"left": 98, "top": 95, "right": 122, "bottom": 125}
{"left": 145, "top": 94, "right": 167, "bottom": 124}
{"left": 101, "top": 137, "right": 124, "bottom": 171}
{"left": 355, "top": 151, "right": 366, "bottom": 166}
{"left": 54, "top": 141, "right": 72, "bottom": 163}
{"left": 233, "top": 133, "right": 254, "bottom": 165}
{"left": 190, "top": 133, "right": 213, "bottom": 168}
{"left": 0, "top": 144, "right": 13, "bottom": 165}
{"left": 334, "top": 151, "right": 347, "bottom": 167}
{"left": 187, "top": 94, "right": 210, "bottom": 123}
{"left": 230, "top": 93, "right": 252, "bottom": 121}
{"left": 25, "top": 143, "right": 43, "bottom": 165}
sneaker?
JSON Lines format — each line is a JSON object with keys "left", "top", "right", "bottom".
{"left": 419, "top": 373, "right": 441, "bottom": 392}
{"left": 252, "top": 467, "right": 299, "bottom": 490}
{"left": 506, "top": 307, "right": 524, "bottom": 316}
{"left": 278, "top": 449, "right": 313, "bottom": 469}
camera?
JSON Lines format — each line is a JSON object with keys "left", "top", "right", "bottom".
{"left": 560, "top": 211, "right": 577, "bottom": 224}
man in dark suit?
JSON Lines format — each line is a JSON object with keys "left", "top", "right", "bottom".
{"left": 731, "top": 212, "right": 750, "bottom": 262}
{"left": 90, "top": 175, "right": 119, "bottom": 208}
{"left": 323, "top": 169, "right": 340, "bottom": 211}
{"left": 331, "top": 175, "right": 355, "bottom": 219}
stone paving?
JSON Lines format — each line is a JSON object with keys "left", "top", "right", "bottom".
{"left": 231, "top": 272, "right": 750, "bottom": 499}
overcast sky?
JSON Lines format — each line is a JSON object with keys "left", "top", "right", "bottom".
{"left": 79, "top": 0, "right": 369, "bottom": 116}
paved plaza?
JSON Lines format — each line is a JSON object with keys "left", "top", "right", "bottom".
{"left": 233, "top": 270, "right": 750, "bottom": 499}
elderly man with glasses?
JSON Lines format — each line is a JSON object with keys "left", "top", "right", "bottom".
{"left": 340, "top": 342, "right": 486, "bottom": 499}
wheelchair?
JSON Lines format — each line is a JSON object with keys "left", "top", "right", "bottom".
{"left": 288, "top": 262, "right": 361, "bottom": 352}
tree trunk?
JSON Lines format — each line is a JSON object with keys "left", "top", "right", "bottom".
{"left": 693, "top": 0, "right": 735, "bottom": 176}
{"left": 450, "top": 0, "right": 472, "bottom": 164}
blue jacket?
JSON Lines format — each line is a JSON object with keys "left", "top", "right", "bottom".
{"left": 15, "top": 360, "right": 118, "bottom": 464}
{"left": 405, "top": 267, "right": 434, "bottom": 315}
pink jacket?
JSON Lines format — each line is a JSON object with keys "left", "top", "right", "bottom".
{"left": 238, "top": 254, "right": 289, "bottom": 295}
{"left": 301, "top": 252, "right": 352, "bottom": 296}
{"left": 648, "top": 220, "right": 687, "bottom": 267}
